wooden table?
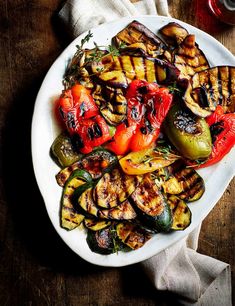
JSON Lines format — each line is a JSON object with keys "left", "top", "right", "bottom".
{"left": 0, "top": 0, "right": 234, "bottom": 305}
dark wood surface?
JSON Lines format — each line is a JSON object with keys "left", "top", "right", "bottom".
{"left": 0, "top": 0, "right": 234, "bottom": 305}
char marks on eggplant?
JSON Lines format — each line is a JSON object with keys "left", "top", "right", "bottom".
{"left": 184, "top": 66, "right": 235, "bottom": 116}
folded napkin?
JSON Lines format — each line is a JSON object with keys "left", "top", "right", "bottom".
{"left": 58, "top": 1, "right": 232, "bottom": 305}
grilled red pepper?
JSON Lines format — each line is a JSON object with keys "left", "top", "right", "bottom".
{"left": 194, "top": 106, "right": 235, "bottom": 168}
{"left": 57, "top": 84, "right": 111, "bottom": 154}
{"left": 107, "top": 80, "right": 173, "bottom": 154}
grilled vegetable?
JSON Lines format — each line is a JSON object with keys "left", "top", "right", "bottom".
{"left": 77, "top": 187, "right": 99, "bottom": 217}
{"left": 56, "top": 149, "right": 118, "bottom": 186}
{"left": 184, "top": 66, "right": 235, "bottom": 117}
{"left": 166, "top": 160, "right": 205, "bottom": 202}
{"left": 119, "top": 146, "right": 179, "bottom": 175}
{"left": 93, "top": 168, "right": 141, "bottom": 209}
{"left": 92, "top": 54, "right": 179, "bottom": 88}
{"left": 99, "top": 200, "right": 137, "bottom": 220}
{"left": 78, "top": 186, "right": 137, "bottom": 220}
{"left": 84, "top": 218, "right": 111, "bottom": 231}
{"left": 194, "top": 106, "right": 235, "bottom": 168}
{"left": 99, "top": 87, "right": 127, "bottom": 126}
{"left": 173, "top": 35, "right": 209, "bottom": 80}
{"left": 167, "top": 195, "right": 191, "bottom": 230}
{"left": 60, "top": 170, "right": 91, "bottom": 230}
{"left": 159, "top": 22, "right": 188, "bottom": 45}
{"left": 116, "top": 222, "right": 151, "bottom": 250}
{"left": 113, "top": 20, "right": 166, "bottom": 57}
{"left": 86, "top": 227, "right": 115, "bottom": 254}
{"left": 50, "top": 132, "right": 82, "bottom": 167}
{"left": 131, "top": 175, "right": 172, "bottom": 232}
{"left": 164, "top": 103, "right": 212, "bottom": 160}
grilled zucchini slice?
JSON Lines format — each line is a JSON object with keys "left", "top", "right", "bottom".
{"left": 86, "top": 227, "right": 115, "bottom": 255}
{"left": 166, "top": 160, "right": 205, "bottom": 202}
{"left": 56, "top": 149, "right": 118, "bottom": 187}
{"left": 84, "top": 218, "right": 111, "bottom": 231}
{"left": 131, "top": 175, "right": 172, "bottom": 232}
{"left": 93, "top": 168, "right": 141, "bottom": 209}
{"left": 60, "top": 170, "right": 90, "bottom": 230}
{"left": 167, "top": 195, "right": 192, "bottom": 230}
{"left": 78, "top": 186, "right": 137, "bottom": 220}
{"left": 116, "top": 222, "right": 151, "bottom": 250}
{"left": 99, "top": 200, "right": 137, "bottom": 220}
{"left": 184, "top": 66, "right": 235, "bottom": 117}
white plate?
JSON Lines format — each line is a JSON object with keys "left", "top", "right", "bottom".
{"left": 31, "top": 16, "right": 235, "bottom": 267}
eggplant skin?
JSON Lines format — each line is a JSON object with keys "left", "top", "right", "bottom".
{"left": 113, "top": 20, "right": 166, "bottom": 57}
{"left": 159, "top": 22, "right": 189, "bottom": 45}
{"left": 184, "top": 66, "right": 235, "bottom": 116}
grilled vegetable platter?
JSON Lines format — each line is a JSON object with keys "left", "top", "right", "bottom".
{"left": 32, "top": 16, "right": 235, "bottom": 266}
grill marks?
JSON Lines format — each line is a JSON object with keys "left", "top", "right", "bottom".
{"left": 173, "top": 34, "right": 209, "bottom": 80}
{"left": 94, "top": 168, "right": 141, "bottom": 209}
{"left": 78, "top": 187, "right": 137, "bottom": 220}
{"left": 167, "top": 160, "right": 205, "bottom": 202}
{"left": 185, "top": 66, "right": 235, "bottom": 116}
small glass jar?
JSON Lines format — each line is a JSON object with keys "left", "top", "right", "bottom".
{"left": 208, "top": 0, "right": 235, "bottom": 25}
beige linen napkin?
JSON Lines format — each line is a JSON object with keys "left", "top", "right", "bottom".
{"left": 58, "top": 1, "right": 232, "bottom": 305}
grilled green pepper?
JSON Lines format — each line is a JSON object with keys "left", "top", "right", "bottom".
{"left": 164, "top": 103, "right": 212, "bottom": 160}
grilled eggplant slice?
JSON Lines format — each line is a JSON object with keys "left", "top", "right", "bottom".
{"left": 166, "top": 160, "right": 205, "bottom": 202}
{"left": 119, "top": 146, "right": 180, "bottom": 175}
{"left": 99, "top": 87, "right": 127, "bottom": 126}
{"left": 184, "top": 66, "right": 235, "bottom": 116}
{"left": 86, "top": 227, "right": 115, "bottom": 254}
{"left": 84, "top": 218, "right": 111, "bottom": 231}
{"left": 56, "top": 149, "right": 117, "bottom": 187}
{"left": 159, "top": 22, "right": 189, "bottom": 45}
{"left": 174, "top": 35, "right": 209, "bottom": 80}
{"left": 116, "top": 222, "right": 151, "bottom": 250}
{"left": 113, "top": 20, "right": 166, "bottom": 57}
{"left": 60, "top": 170, "right": 89, "bottom": 230}
{"left": 94, "top": 168, "right": 141, "bottom": 209}
{"left": 131, "top": 175, "right": 172, "bottom": 232}
{"left": 92, "top": 54, "right": 179, "bottom": 88}
{"left": 167, "top": 195, "right": 192, "bottom": 230}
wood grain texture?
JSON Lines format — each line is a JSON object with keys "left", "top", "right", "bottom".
{"left": 0, "top": 0, "right": 234, "bottom": 305}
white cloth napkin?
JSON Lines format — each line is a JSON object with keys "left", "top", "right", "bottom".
{"left": 58, "top": 1, "right": 232, "bottom": 305}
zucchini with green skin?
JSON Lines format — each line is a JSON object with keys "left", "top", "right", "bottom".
{"left": 116, "top": 222, "right": 151, "bottom": 250}
{"left": 60, "top": 169, "right": 92, "bottom": 230}
{"left": 84, "top": 218, "right": 111, "bottom": 231}
{"left": 77, "top": 185, "right": 137, "bottom": 220}
{"left": 166, "top": 160, "right": 205, "bottom": 202}
{"left": 131, "top": 175, "right": 173, "bottom": 232}
{"left": 167, "top": 195, "right": 192, "bottom": 230}
{"left": 93, "top": 168, "right": 142, "bottom": 209}
{"left": 86, "top": 227, "right": 115, "bottom": 255}
{"left": 56, "top": 148, "right": 118, "bottom": 187}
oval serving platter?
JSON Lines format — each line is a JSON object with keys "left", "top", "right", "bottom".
{"left": 31, "top": 15, "right": 235, "bottom": 267}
